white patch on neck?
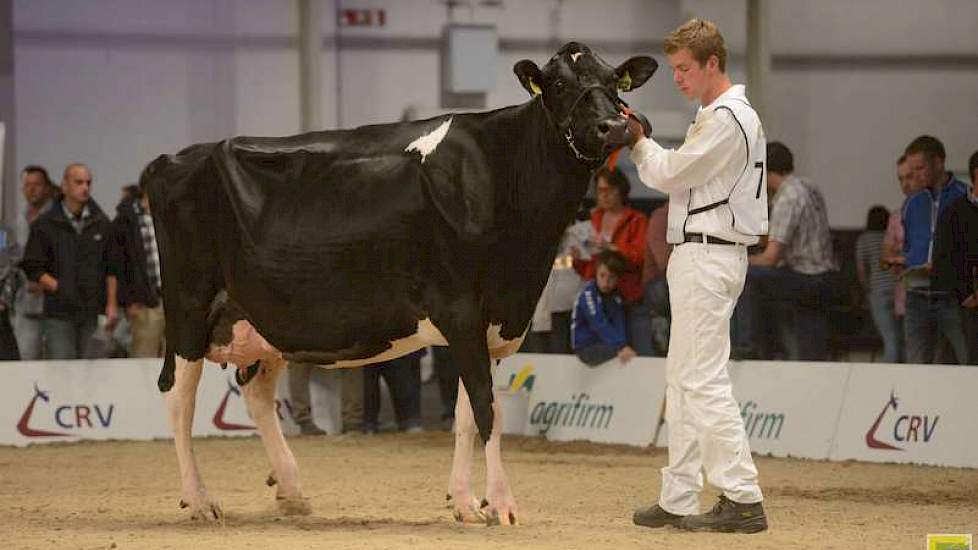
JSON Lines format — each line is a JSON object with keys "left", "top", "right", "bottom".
{"left": 571, "top": 52, "right": 583, "bottom": 63}
{"left": 405, "top": 117, "right": 453, "bottom": 163}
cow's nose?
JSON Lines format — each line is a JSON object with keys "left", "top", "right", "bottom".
{"left": 597, "top": 116, "right": 630, "bottom": 145}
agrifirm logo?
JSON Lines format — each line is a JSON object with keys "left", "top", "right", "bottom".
{"left": 865, "top": 390, "right": 939, "bottom": 451}
{"left": 927, "top": 534, "right": 972, "bottom": 550}
{"left": 528, "top": 393, "right": 614, "bottom": 435}
{"left": 739, "top": 401, "right": 785, "bottom": 440}
{"left": 17, "top": 383, "right": 115, "bottom": 438}
{"left": 212, "top": 376, "right": 297, "bottom": 431}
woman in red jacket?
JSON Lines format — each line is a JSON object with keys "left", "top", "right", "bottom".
{"left": 572, "top": 167, "right": 650, "bottom": 355}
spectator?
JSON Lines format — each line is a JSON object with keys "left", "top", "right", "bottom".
{"left": 362, "top": 350, "right": 424, "bottom": 433}
{"left": 881, "top": 155, "right": 924, "bottom": 320}
{"left": 932, "top": 149, "right": 978, "bottom": 364}
{"left": 0, "top": 221, "right": 21, "bottom": 359}
{"left": 12, "top": 165, "right": 57, "bottom": 359}
{"left": 431, "top": 346, "right": 459, "bottom": 430}
{"left": 524, "top": 209, "right": 589, "bottom": 354}
{"left": 113, "top": 187, "right": 164, "bottom": 357}
{"left": 572, "top": 167, "right": 649, "bottom": 354}
{"left": 287, "top": 362, "right": 327, "bottom": 435}
{"left": 901, "top": 135, "right": 969, "bottom": 364}
{"left": 856, "top": 206, "right": 903, "bottom": 362}
{"left": 571, "top": 250, "right": 636, "bottom": 366}
{"left": 637, "top": 202, "right": 671, "bottom": 355}
{"left": 733, "top": 142, "right": 839, "bottom": 360}
{"left": 21, "top": 163, "right": 119, "bottom": 359}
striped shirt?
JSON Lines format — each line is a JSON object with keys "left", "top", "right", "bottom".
{"left": 769, "top": 175, "right": 838, "bottom": 275}
{"left": 855, "top": 230, "right": 897, "bottom": 296}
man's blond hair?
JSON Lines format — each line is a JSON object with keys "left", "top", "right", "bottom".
{"left": 664, "top": 18, "right": 727, "bottom": 72}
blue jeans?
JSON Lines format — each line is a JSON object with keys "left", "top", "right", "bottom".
{"left": 362, "top": 353, "right": 422, "bottom": 431}
{"left": 868, "top": 291, "right": 904, "bottom": 363}
{"left": 732, "top": 266, "right": 837, "bottom": 361}
{"left": 13, "top": 313, "right": 43, "bottom": 360}
{"left": 904, "top": 290, "right": 967, "bottom": 364}
{"left": 43, "top": 317, "right": 98, "bottom": 360}
{"left": 625, "top": 279, "right": 670, "bottom": 357}
{"left": 575, "top": 342, "right": 618, "bottom": 366}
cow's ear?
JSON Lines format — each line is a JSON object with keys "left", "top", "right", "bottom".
{"left": 513, "top": 60, "right": 544, "bottom": 97}
{"left": 614, "top": 56, "right": 658, "bottom": 91}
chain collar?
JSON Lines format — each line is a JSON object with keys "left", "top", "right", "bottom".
{"left": 540, "top": 84, "right": 626, "bottom": 165}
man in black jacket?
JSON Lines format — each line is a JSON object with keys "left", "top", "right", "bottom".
{"left": 114, "top": 188, "right": 164, "bottom": 357}
{"left": 22, "top": 163, "right": 119, "bottom": 359}
{"left": 933, "top": 150, "right": 978, "bottom": 364}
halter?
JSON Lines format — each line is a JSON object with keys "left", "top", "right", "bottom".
{"left": 540, "top": 84, "right": 628, "bottom": 164}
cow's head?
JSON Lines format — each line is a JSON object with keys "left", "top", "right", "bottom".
{"left": 514, "top": 42, "right": 657, "bottom": 162}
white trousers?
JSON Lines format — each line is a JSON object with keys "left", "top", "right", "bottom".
{"left": 659, "top": 242, "right": 762, "bottom": 515}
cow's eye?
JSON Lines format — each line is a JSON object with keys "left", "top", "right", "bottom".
{"left": 554, "top": 79, "right": 565, "bottom": 91}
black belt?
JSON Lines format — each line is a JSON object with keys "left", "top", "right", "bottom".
{"left": 682, "top": 233, "right": 741, "bottom": 246}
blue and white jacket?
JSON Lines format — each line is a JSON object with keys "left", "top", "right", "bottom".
{"left": 571, "top": 280, "right": 627, "bottom": 351}
{"left": 902, "top": 173, "right": 968, "bottom": 287}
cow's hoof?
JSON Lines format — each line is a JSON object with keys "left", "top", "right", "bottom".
{"left": 180, "top": 497, "right": 225, "bottom": 523}
{"left": 484, "top": 498, "right": 519, "bottom": 526}
{"left": 276, "top": 495, "right": 312, "bottom": 516}
{"left": 451, "top": 496, "right": 487, "bottom": 524}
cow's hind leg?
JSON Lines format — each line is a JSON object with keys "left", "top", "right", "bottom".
{"left": 166, "top": 356, "right": 223, "bottom": 521}
{"left": 242, "top": 358, "right": 311, "bottom": 516}
{"left": 448, "top": 380, "right": 487, "bottom": 524}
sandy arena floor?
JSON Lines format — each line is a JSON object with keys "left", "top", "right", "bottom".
{"left": 1, "top": 433, "right": 975, "bottom": 550}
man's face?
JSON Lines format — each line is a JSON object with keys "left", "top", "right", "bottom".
{"left": 897, "top": 160, "right": 919, "bottom": 196}
{"left": 666, "top": 48, "right": 714, "bottom": 102}
{"left": 906, "top": 152, "right": 943, "bottom": 189}
{"left": 21, "top": 172, "right": 48, "bottom": 207}
{"left": 596, "top": 264, "right": 619, "bottom": 294}
{"left": 595, "top": 176, "right": 623, "bottom": 211}
{"left": 62, "top": 166, "right": 92, "bottom": 205}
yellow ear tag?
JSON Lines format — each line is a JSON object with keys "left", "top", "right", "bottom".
{"left": 530, "top": 79, "right": 543, "bottom": 96}
{"left": 617, "top": 71, "right": 632, "bottom": 91}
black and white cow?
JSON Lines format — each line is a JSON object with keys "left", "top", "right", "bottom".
{"left": 144, "top": 41, "right": 656, "bottom": 525}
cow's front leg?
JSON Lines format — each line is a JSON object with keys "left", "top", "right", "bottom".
{"left": 484, "top": 390, "right": 519, "bottom": 525}
{"left": 165, "top": 355, "right": 223, "bottom": 521}
{"left": 448, "top": 380, "right": 486, "bottom": 523}
{"left": 242, "top": 359, "right": 310, "bottom": 516}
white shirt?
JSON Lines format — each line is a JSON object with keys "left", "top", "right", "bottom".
{"left": 629, "top": 84, "right": 761, "bottom": 245}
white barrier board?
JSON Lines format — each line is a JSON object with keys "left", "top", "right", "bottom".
{"left": 830, "top": 364, "right": 978, "bottom": 468}
{"left": 0, "top": 359, "right": 338, "bottom": 447}
{"left": 494, "top": 353, "right": 666, "bottom": 447}
{"left": 726, "top": 361, "right": 851, "bottom": 459}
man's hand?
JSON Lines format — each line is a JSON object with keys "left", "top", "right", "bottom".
{"left": 104, "top": 302, "right": 120, "bottom": 332}
{"left": 625, "top": 111, "right": 652, "bottom": 148}
{"left": 38, "top": 274, "right": 58, "bottom": 294}
{"left": 27, "top": 281, "right": 44, "bottom": 295}
{"left": 617, "top": 345, "right": 636, "bottom": 363}
{"left": 962, "top": 293, "right": 978, "bottom": 309}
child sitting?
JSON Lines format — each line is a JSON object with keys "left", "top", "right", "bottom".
{"left": 571, "top": 250, "right": 637, "bottom": 366}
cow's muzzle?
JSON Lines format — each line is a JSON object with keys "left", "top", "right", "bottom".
{"left": 597, "top": 115, "right": 630, "bottom": 146}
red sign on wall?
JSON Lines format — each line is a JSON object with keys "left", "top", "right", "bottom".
{"left": 339, "top": 9, "right": 386, "bottom": 27}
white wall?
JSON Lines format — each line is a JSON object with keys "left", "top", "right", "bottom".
{"left": 13, "top": 0, "right": 683, "bottom": 213}
{"left": 12, "top": 0, "right": 978, "bottom": 227}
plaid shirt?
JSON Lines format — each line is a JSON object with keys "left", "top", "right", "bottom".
{"left": 769, "top": 175, "right": 838, "bottom": 275}
{"left": 138, "top": 211, "right": 161, "bottom": 296}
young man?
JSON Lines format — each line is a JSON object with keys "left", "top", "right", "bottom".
{"left": 901, "top": 136, "right": 969, "bottom": 364}
{"left": 625, "top": 19, "right": 767, "bottom": 533}
{"left": 571, "top": 250, "right": 636, "bottom": 366}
